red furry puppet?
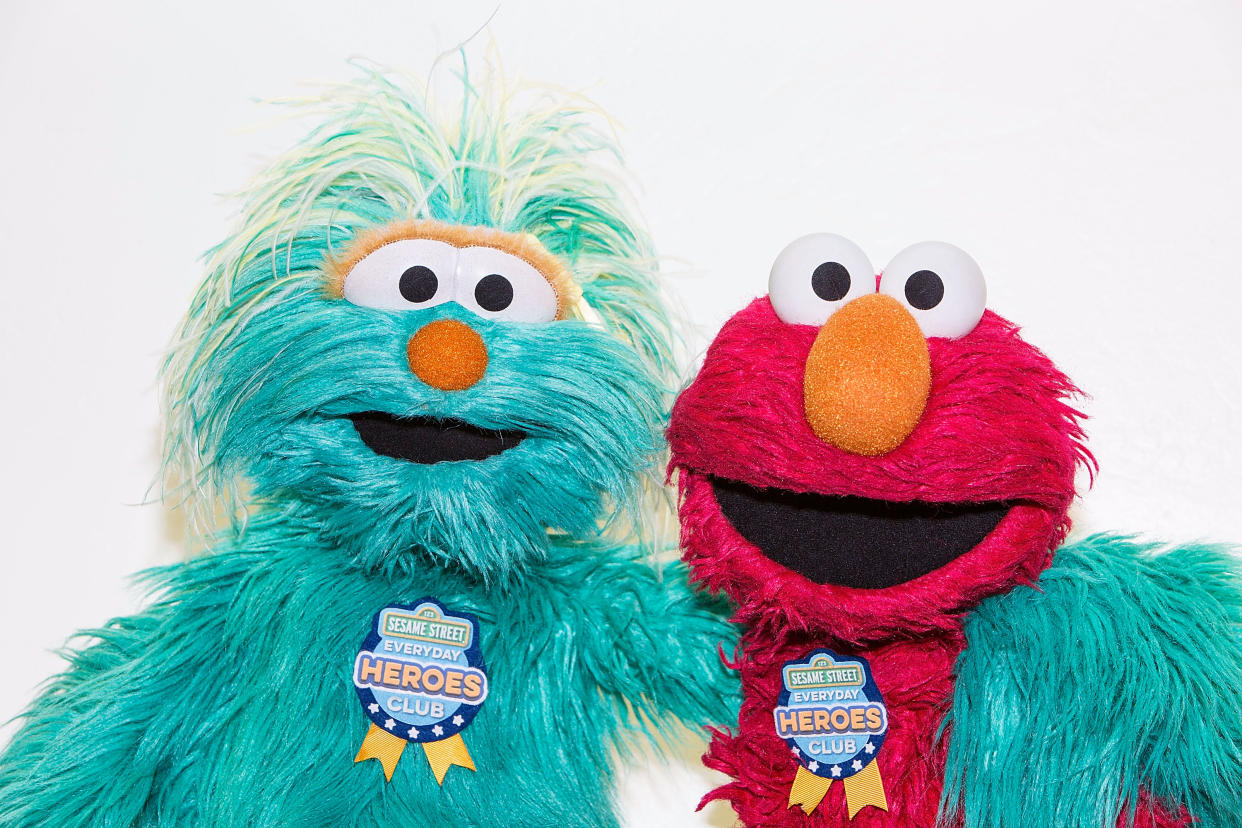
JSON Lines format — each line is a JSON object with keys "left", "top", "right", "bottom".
{"left": 668, "top": 234, "right": 1242, "bottom": 828}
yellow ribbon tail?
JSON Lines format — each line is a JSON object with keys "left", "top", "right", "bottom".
{"left": 789, "top": 765, "right": 833, "bottom": 815}
{"left": 354, "top": 723, "right": 407, "bottom": 782}
{"left": 422, "top": 733, "right": 475, "bottom": 785}
{"left": 788, "top": 761, "right": 888, "bottom": 819}
{"left": 842, "top": 760, "right": 889, "bottom": 819}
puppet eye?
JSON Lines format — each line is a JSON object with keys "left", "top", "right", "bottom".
{"left": 455, "top": 246, "right": 559, "bottom": 323}
{"left": 342, "top": 239, "right": 457, "bottom": 311}
{"left": 768, "top": 233, "right": 875, "bottom": 326}
{"left": 879, "top": 241, "right": 986, "bottom": 339}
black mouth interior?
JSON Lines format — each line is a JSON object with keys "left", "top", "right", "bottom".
{"left": 350, "top": 412, "right": 527, "bottom": 464}
{"left": 710, "top": 477, "right": 1010, "bottom": 589}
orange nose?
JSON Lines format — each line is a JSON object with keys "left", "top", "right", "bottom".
{"left": 803, "top": 293, "right": 931, "bottom": 456}
{"left": 407, "top": 319, "right": 489, "bottom": 391}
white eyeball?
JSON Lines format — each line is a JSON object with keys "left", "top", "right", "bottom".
{"left": 455, "top": 246, "right": 559, "bottom": 323}
{"left": 879, "top": 241, "right": 986, "bottom": 339}
{"left": 342, "top": 239, "right": 457, "bottom": 311}
{"left": 768, "top": 233, "right": 875, "bottom": 326}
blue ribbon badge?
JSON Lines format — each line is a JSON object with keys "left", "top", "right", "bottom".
{"left": 775, "top": 649, "right": 890, "bottom": 818}
{"left": 352, "top": 597, "right": 487, "bottom": 784}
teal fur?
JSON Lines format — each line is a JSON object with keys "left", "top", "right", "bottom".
{"left": 944, "top": 534, "right": 1242, "bottom": 827}
{"left": 0, "top": 514, "right": 733, "bottom": 826}
{"left": 163, "top": 64, "right": 679, "bottom": 551}
{"left": 170, "top": 288, "right": 667, "bottom": 580}
{"left": 0, "top": 67, "right": 738, "bottom": 826}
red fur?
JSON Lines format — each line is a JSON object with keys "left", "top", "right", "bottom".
{"left": 700, "top": 629, "right": 963, "bottom": 827}
{"left": 666, "top": 297, "right": 1159, "bottom": 826}
{"left": 1126, "top": 794, "right": 1193, "bottom": 828}
{"left": 669, "top": 298, "right": 1092, "bottom": 643}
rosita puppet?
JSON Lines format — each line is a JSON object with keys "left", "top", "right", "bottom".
{"left": 0, "top": 72, "right": 737, "bottom": 827}
{"left": 668, "top": 233, "right": 1242, "bottom": 827}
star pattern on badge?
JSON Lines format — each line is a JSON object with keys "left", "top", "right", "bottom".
{"left": 831, "top": 765, "right": 842, "bottom": 777}
{"left": 432, "top": 724, "right": 444, "bottom": 737}
{"left": 383, "top": 718, "right": 395, "bottom": 730}
{"left": 368, "top": 703, "right": 379, "bottom": 713}
{"left": 408, "top": 727, "right": 419, "bottom": 739}
{"left": 452, "top": 714, "right": 465, "bottom": 726}
{"left": 807, "top": 761, "right": 819, "bottom": 772}
{"left": 852, "top": 759, "right": 863, "bottom": 771}
{"left": 864, "top": 740, "right": 876, "bottom": 754}
{"left": 790, "top": 746, "right": 800, "bottom": 757}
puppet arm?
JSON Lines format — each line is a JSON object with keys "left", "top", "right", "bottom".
{"left": 548, "top": 540, "right": 741, "bottom": 735}
{"left": 0, "top": 553, "right": 252, "bottom": 828}
{"left": 942, "top": 534, "right": 1242, "bottom": 828}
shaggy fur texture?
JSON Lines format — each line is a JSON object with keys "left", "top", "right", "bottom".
{"left": 670, "top": 298, "right": 1091, "bottom": 644}
{"left": 0, "top": 514, "right": 734, "bottom": 827}
{"left": 700, "top": 627, "right": 964, "bottom": 827}
{"left": 164, "top": 67, "right": 681, "bottom": 544}
{"left": 0, "top": 69, "right": 738, "bottom": 827}
{"left": 669, "top": 292, "right": 1241, "bottom": 826}
{"left": 946, "top": 535, "right": 1242, "bottom": 828}
{"left": 696, "top": 539, "right": 1229, "bottom": 828}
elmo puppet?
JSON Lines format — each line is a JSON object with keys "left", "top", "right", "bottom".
{"left": 668, "top": 233, "right": 1242, "bottom": 828}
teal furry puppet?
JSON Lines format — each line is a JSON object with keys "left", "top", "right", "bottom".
{"left": 0, "top": 71, "right": 737, "bottom": 827}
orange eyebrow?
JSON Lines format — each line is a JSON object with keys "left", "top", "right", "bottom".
{"left": 324, "top": 219, "right": 581, "bottom": 319}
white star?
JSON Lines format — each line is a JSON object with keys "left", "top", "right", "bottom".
{"left": 452, "top": 714, "right": 465, "bottom": 726}
{"left": 384, "top": 718, "right": 396, "bottom": 730}
{"left": 368, "top": 703, "right": 379, "bottom": 713}
{"left": 864, "top": 741, "right": 875, "bottom": 754}
{"left": 790, "top": 747, "right": 800, "bottom": 757}
{"left": 408, "top": 727, "right": 420, "bottom": 739}
{"left": 852, "top": 759, "right": 863, "bottom": 771}
{"left": 830, "top": 765, "right": 842, "bottom": 777}
{"left": 807, "top": 761, "right": 819, "bottom": 772}
{"left": 432, "top": 725, "right": 444, "bottom": 737}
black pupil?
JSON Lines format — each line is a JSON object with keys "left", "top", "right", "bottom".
{"left": 475, "top": 274, "right": 514, "bottom": 312}
{"left": 811, "top": 261, "right": 851, "bottom": 302}
{"left": 905, "top": 270, "right": 944, "bottom": 310}
{"left": 399, "top": 266, "right": 438, "bottom": 303}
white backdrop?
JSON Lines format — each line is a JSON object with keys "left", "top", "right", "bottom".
{"left": 2, "top": 2, "right": 1241, "bottom": 825}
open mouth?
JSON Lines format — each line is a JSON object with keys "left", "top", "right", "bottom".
{"left": 709, "top": 477, "right": 1010, "bottom": 589}
{"left": 349, "top": 412, "right": 527, "bottom": 464}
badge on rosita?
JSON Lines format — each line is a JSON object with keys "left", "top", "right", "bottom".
{"left": 774, "top": 650, "right": 890, "bottom": 818}
{"left": 353, "top": 598, "right": 488, "bottom": 784}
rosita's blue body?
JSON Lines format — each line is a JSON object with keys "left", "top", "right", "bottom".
{"left": 0, "top": 70, "right": 739, "bottom": 827}
{"left": 0, "top": 511, "right": 733, "bottom": 827}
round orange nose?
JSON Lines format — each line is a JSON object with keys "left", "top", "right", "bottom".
{"left": 407, "top": 319, "right": 489, "bottom": 391}
{"left": 803, "top": 293, "right": 931, "bottom": 456}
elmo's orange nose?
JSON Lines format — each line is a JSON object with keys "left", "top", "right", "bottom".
{"left": 804, "top": 293, "right": 930, "bottom": 456}
{"left": 407, "top": 319, "right": 488, "bottom": 391}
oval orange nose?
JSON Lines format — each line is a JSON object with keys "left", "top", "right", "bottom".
{"left": 803, "top": 293, "right": 930, "bottom": 456}
{"left": 407, "top": 319, "right": 488, "bottom": 391}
